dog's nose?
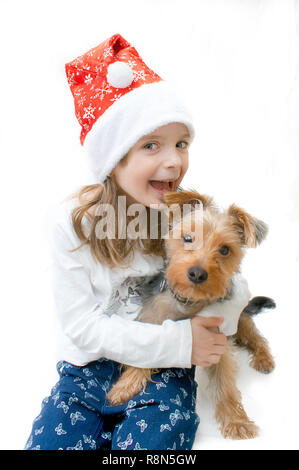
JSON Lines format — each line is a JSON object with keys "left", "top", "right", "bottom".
{"left": 187, "top": 266, "right": 208, "bottom": 284}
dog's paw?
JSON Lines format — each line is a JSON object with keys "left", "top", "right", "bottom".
{"left": 222, "top": 420, "right": 259, "bottom": 440}
{"left": 250, "top": 350, "right": 275, "bottom": 374}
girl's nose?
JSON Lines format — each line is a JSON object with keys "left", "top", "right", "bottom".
{"left": 164, "top": 150, "right": 182, "bottom": 169}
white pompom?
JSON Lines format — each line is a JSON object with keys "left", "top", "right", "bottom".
{"left": 106, "top": 61, "right": 134, "bottom": 88}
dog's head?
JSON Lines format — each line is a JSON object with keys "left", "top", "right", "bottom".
{"left": 163, "top": 190, "right": 268, "bottom": 302}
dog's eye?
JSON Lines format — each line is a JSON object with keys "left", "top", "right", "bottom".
{"left": 183, "top": 234, "right": 193, "bottom": 243}
{"left": 219, "top": 245, "right": 230, "bottom": 255}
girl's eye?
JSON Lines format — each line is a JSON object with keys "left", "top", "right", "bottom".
{"left": 219, "top": 245, "right": 230, "bottom": 255}
{"left": 144, "top": 143, "right": 158, "bottom": 150}
{"left": 177, "top": 141, "right": 189, "bottom": 149}
{"left": 183, "top": 234, "right": 193, "bottom": 243}
{"left": 144, "top": 141, "right": 189, "bottom": 150}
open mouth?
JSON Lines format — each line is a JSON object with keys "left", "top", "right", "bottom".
{"left": 149, "top": 179, "right": 177, "bottom": 195}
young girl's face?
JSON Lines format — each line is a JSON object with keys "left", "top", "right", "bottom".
{"left": 112, "top": 122, "right": 190, "bottom": 207}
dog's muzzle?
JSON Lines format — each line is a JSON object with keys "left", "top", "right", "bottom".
{"left": 187, "top": 266, "right": 208, "bottom": 284}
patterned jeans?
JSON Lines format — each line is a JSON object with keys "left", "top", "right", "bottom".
{"left": 25, "top": 359, "right": 199, "bottom": 450}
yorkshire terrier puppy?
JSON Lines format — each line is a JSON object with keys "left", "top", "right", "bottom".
{"left": 107, "top": 190, "right": 275, "bottom": 440}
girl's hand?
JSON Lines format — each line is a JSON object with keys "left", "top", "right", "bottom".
{"left": 190, "top": 316, "right": 227, "bottom": 367}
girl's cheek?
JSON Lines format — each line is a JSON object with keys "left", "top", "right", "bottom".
{"left": 183, "top": 157, "right": 189, "bottom": 174}
{"left": 180, "top": 159, "right": 189, "bottom": 176}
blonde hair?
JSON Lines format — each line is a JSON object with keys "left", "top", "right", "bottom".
{"left": 67, "top": 176, "right": 165, "bottom": 268}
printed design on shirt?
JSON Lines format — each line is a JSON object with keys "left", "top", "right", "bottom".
{"left": 105, "top": 271, "right": 165, "bottom": 317}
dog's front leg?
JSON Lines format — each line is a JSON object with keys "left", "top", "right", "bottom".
{"left": 207, "top": 341, "right": 259, "bottom": 440}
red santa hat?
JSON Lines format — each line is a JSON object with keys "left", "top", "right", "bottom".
{"left": 65, "top": 33, "right": 195, "bottom": 183}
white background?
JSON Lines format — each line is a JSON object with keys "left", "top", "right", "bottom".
{"left": 0, "top": 0, "right": 298, "bottom": 450}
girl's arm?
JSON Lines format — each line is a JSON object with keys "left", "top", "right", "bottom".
{"left": 48, "top": 213, "right": 193, "bottom": 369}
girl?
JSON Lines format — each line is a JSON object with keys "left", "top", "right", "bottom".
{"left": 25, "top": 34, "right": 250, "bottom": 451}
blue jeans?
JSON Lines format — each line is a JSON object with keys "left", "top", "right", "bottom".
{"left": 25, "top": 359, "right": 199, "bottom": 450}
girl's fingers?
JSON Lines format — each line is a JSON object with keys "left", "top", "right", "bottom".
{"left": 208, "top": 354, "right": 222, "bottom": 364}
{"left": 212, "top": 333, "right": 227, "bottom": 347}
{"left": 212, "top": 345, "right": 226, "bottom": 355}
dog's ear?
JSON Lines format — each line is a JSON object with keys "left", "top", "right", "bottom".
{"left": 163, "top": 189, "right": 214, "bottom": 209}
{"left": 228, "top": 204, "right": 268, "bottom": 247}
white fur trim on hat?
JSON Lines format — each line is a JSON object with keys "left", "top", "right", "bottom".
{"left": 84, "top": 81, "right": 195, "bottom": 183}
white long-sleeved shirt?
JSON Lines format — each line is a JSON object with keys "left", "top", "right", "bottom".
{"left": 47, "top": 197, "right": 251, "bottom": 368}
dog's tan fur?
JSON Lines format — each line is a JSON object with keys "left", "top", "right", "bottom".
{"left": 106, "top": 190, "right": 274, "bottom": 439}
